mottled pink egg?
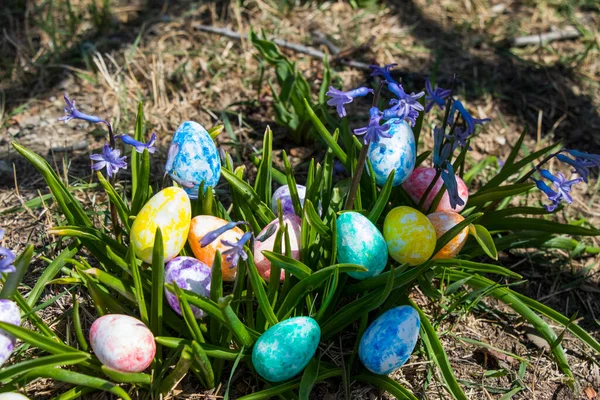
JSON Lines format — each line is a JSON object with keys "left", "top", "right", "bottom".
{"left": 164, "top": 256, "right": 211, "bottom": 318}
{"left": 403, "top": 167, "right": 468, "bottom": 212}
{"left": 0, "top": 299, "right": 20, "bottom": 367}
{"left": 90, "top": 314, "right": 155, "bottom": 373}
{"left": 253, "top": 215, "right": 302, "bottom": 282}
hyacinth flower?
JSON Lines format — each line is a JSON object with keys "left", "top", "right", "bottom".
{"left": 89, "top": 144, "right": 128, "bottom": 178}
{"left": 116, "top": 132, "right": 157, "bottom": 154}
{"left": 0, "top": 229, "right": 16, "bottom": 274}
{"left": 59, "top": 94, "right": 109, "bottom": 125}
{"left": 449, "top": 100, "right": 491, "bottom": 138}
{"left": 326, "top": 86, "right": 374, "bottom": 118}
{"left": 353, "top": 107, "right": 392, "bottom": 145}
{"left": 221, "top": 232, "right": 253, "bottom": 268}
{"left": 425, "top": 79, "right": 451, "bottom": 113}
{"left": 200, "top": 221, "right": 249, "bottom": 248}
{"left": 556, "top": 154, "right": 594, "bottom": 183}
{"left": 532, "top": 169, "right": 582, "bottom": 212}
{"left": 441, "top": 164, "right": 464, "bottom": 209}
{"left": 432, "top": 127, "right": 456, "bottom": 169}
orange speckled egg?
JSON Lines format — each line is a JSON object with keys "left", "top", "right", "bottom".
{"left": 427, "top": 211, "right": 468, "bottom": 259}
{"left": 188, "top": 216, "right": 244, "bottom": 281}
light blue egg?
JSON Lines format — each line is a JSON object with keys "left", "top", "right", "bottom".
{"left": 359, "top": 306, "right": 420, "bottom": 375}
{"left": 337, "top": 212, "right": 388, "bottom": 280}
{"left": 252, "top": 317, "right": 320, "bottom": 382}
{"left": 165, "top": 121, "right": 221, "bottom": 199}
{"left": 368, "top": 119, "right": 416, "bottom": 187}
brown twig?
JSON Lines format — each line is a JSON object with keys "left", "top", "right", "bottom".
{"left": 512, "top": 27, "right": 581, "bottom": 48}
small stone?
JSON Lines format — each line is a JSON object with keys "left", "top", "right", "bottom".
{"left": 7, "top": 127, "right": 20, "bottom": 136}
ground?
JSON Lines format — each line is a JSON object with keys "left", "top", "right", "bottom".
{"left": 1, "top": 0, "right": 600, "bottom": 399}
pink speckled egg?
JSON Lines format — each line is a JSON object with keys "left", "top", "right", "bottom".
{"left": 0, "top": 299, "right": 20, "bottom": 367}
{"left": 164, "top": 257, "right": 211, "bottom": 318}
{"left": 90, "top": 315, "right": 155, "bottom": 373}
{"left": 403, "top": 167, "right": 468, "bottom": 212}
{"left": 427, "top": 211, "right": 469, "bottom": 259}
{"left": 253, "top": 215, "right": 302, "bottom": 282}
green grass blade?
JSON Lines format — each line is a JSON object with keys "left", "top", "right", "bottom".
{"left": 96, "top": 172, "right": 131, "bottom": 232}
{"left": 210, "top": 250, "right": 223, "bottom": 344}
{"left": 299, "top": 357, "right": 320, "bottom": 400}
{"left": 245, "top": 250, "right": 279, "bottom": 327}
{"left": 191, "top": 341, "right": 216, "bottom": 388}
{"left": 353, "top": 374, "right": 419, "bottom": 400}
{"left": 484, "top": 218, "right": 600, "bottom": 236}
{"left": 129, "top": 248, "right": 148, "bottom": 325}
{"left": 304, "top": 99, "right": 347, "bottom": 165}
{"left": 468, "top": 183, "right": 535, "bottom": 207}
{"left": 150, "top": 228, "right": 165, "bottom": 361}
{"left": 73, "top": 298, "right": 89, "bottom": 352}
{"left": 367, "top": 170, "right": 395, "bottom": 224}
{"left": 0, "top": 244, "right": 33, "bottom": 299}
{"left": 221, "top": 168, "right": 275, "bottom": 225}
{"left": 131, "top": 149, "right": 150, "bottom": 215}
{"left": 470, "top": 224, "right": 499, "bottom": 260}
{"left": 0, "top": 353, "right": 90, "bottom": 381}
{"left": 100, "top": 366, "right": 151, "bottom": 385}
{"left": 131, "top": 102, "right": 144, "bottom": 199}
{"left": 254, "top": 126, "right": 273, "bottom": 203}
{"left": 262, "top": 251, "right": 312, "bottom": 279}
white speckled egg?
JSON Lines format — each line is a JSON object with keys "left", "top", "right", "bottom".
{"left": 130, "top": 186, "right": 191, "bottom": 264}
{"left": 359, "top": 306, "right": 420, "bottom": 374}
{"left": 368, "top": 119, "right": 416, "bottom": 187}
{"left": 252, "top": 317, "right": 320, "bottom": 382}
{"left": 0, "top": 393, "right": 30, "bottom": 400}
{"left": 164, "top": 257, "right": 211, "bottom": 318}
{"left": 0, "top": 299, "right": 20, "bottom": 367}
{"left": 90, "top": 314, "right": 155, "bottom": 373}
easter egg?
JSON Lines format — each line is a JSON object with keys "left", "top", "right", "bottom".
{"left": 130, "top": 187, "right": 191, "bottom": 264}
{"left": 164, "top": 257, "right": 211, "bottom": 318}
{"left": 90, "top": 314, "right": 155, "bottom": 373}
{"left": 189, "top": 215, "right": 244, "bottom": 282}
{"left": 383, "top": 206, "right": 436, "bottom": 265}
{"left": 165, "top": 121, "right": 221, "bottom": 199}
{"left": 271, "top": 185, "right": 306, "bottom": 215}
{"left": 368, "top": 119, "right": 416, "bottom": 187}
{"left": 403, "top": 167, "right": 468, "bottom": 212}
{"left": 336, "top": 212, "right": 388, "bottom": 280}
{"left": 427, "top": 211, "right": 469, "bottom": 259}
{"left": 0, "top": 300, "right": 20, "bottom": 367}
{"left": 254, "top": 215, "right": 302, "bottom": 282}
{"left": 359, "top": 306, "right": 420, "bottom": 375}
{"left": 0, "top": 394, "right": 30, "bottom": 400}
{"left": 252, "top": 317, "right": 320, "bottom": 382}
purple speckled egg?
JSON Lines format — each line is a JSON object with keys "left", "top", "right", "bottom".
{"left": 164, "top": 256, "right": 211, "bottom": 318}
{"left": 271, "top": 185, "right": 306, "bottom": 215}
{"left": 253, "top": 215, "right": 302, "bottom": 282}
{"left": 0, "top": 299, "right": 20, "bottom": 367}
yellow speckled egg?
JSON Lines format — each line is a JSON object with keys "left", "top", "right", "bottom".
{"left": 427, "top": 211, "right": 468, "bottom": 259}
{"left": 188, "top": 216, "right": 244, "bottom": 282}
{"left": 383, "top": 206, "right": 436, "bottom": 266}
{"left": 130, "top": 187, "right": 191, "bottom": 264}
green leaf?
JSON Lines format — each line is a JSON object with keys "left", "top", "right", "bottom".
{"left": 468, "top": 183, "right": 535, "bottom": 207}
{"left": 221, "top": 168, "right": 275, "bottom": 226}
{"left": 159, "top": 345, "right": 193, "bottom": 395}
{"left": 353, "top": 375, "right": 419, "bottom": 400}
{"left": 0, "top": 353, "right": 90, "bottom": 382}
{"left": 483, "top": 218, "right": 600, "bottom": 236}
{"left": 210, "top": 250, "right": 223, "bottom": 344}
{"left": 367, "top": 170, "right": 395, "bottom": 224}
{"left": 470, "top": 224, "right": 498, "bottom": 260}
{"left": 83, "top": 268, "right": 135, "bottom": 302}
{"left": 150, "top": 228, "right": 165, "bottom": 361}
{"left": 0, "top": 244, "right": 33, "bottom": 299}
{"left": 245, "top": 250, "right": 279, "bottom": 327}
{"left": 254, "top": 126, "right": 273, "bottom": 204}
{"left": 304, "top": 99, "right": 347, "bottom": 165}
{"left": 503, "top": 128, "right": 527, "bottom": 168}
{"left": 262, "top": 251, "right": 312, "bottom": 279}
{"left": 224, "top": 346, "right": 246, "bottom": 400}
{"left": 303, "top": 200, "right": 330, "bottom": 239}
{"left": 433, "top": 259, "right": 521, "bottom": 279}
{"left": 73, "top": 298, "right": 89, "bottom": 352}
{"left": 101, "top": 366, "right": 151, "bottom": 385}
{"left": 129, "top": 248, "right": 148, "bottom": 325}
{"left": 299, "top": 357, "right": 320, "bottom": 400}
{"left": 96, "top": 172, "right": 131, "bottom": 232}
{"left": 47, "top": 226, "right": 126, "bottom": 256}
{"left": 131, "top": 149, "right": 150, "bottom": 215}
{"left": 191, "top": 341, "right": 216, "bottom": 388}
{"left": 208, "top": 124, "right": 224, "bottom": 140}
{"left": 156, "top": 336, "right": 251, "bottom": 360}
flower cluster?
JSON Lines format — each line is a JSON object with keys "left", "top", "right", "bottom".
{"left": 0, "top": 229, "right": 16, "bottom": 274}
{"left": 199, "top": 221, "right": 252, "bottom": 268}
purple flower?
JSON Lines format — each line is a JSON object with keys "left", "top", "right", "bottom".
{"left": 0, "top": 230, "right": 16, "bottom": 274}
{"left": 533, "top": 169, "right": 582, "bottom": 212}
{"left": 370, "top": 63, "right": 397, "bottom": 82}
{"left": 353, "top": 107, "right": 392, "bottom": 145}
{"left": 90, "top": 144, "right": 127, "bottom": 178}
{"left": 441, "top": 164, "right": 464, "bottom": 210}
{"left": 454, "top": 127, "right": 472, "bottom": 150}
{"left": 116, "top": 132, "right": 157, "bottom": 154}
{"left": 326, "top": 86, "right": 374, "bottom": 118}
{"left": 433, "top": 127, "right": 457, "bottom": 169}
{"left": 383, "top": 91, "right": 425, "bottom": 127}
{"left": 200, "top": 221, "right": 249, "bottom": 248}
{"left": 59, "top": 94, "right": 107, "bottom": 124}
{"left": 556, "top": 154, "right": 594, "bottom": 183}
{"left": 425, "top": 79, "right": 451, "bottom": 113}
{"left": 449, "top": 100, "right": 490, "bottom": 137}
{"left": 221, "top": 232, "right": 253, "bottom": 268}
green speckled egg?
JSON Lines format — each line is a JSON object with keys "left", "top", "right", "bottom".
{"left": 337, "top": 212, "right": 388, "bottom": 280}
{"left": 252, "top": 317, "right": 320, "bottom": 382}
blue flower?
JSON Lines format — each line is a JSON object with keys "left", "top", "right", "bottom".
{"left": 200, "top": 221, "right": 249, "bottom": 248}
{"left": 449, "top": 100, "right": 490, "bottom": 137}
{"left": 441, "top": 164, "right": 464, "bottom": 209}
{"left": 556, "top": 154, "right": 594, "bottom": 183}
{"left": 59, "top": 94, "right": 107, "bottom": 124}
{"left": 369, "top": 63, "right": 397, "bottom": 83}
{"left": 453, "top": 127, "right": 472, "bottom": 150}
{"left": 0, "top": 229, "right": 16, "bottom": 274}
{"left": 326, "top": 86, "right": 374, "bottom": 118}
{"left": 221, "top": 232, "right": 253, "bottom": 268}
{"left": 533, "top": 169, "right": 582, "bottom": 212}
{"left": 433, "top": 127, "right": 457, "bottom": 169}
{"left": 90, "top": 144, "right": 127, "bottom": 178}
{"left": 116, "top": 132, "right": 157, "bottom": 154}
{"left": 425, "top": 79, "right": 451, "bottom": 113}
{"left": 353, "top": 107, "right": 392, "bottom": 145}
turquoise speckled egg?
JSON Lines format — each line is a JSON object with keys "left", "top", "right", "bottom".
{"left": 368, "top": 119, "right": 416, "bottom": 187}
{"left": 359, "top": 306, "right": 420, "bottom": 375}
{"left": 165, "top": 121, "right": 221, "bottom": 199}
{"left": 252, "top": 317, "right": 320, "bottom": 382}
{"left": 337, "top": 212, "right": 388, "bottom": 280}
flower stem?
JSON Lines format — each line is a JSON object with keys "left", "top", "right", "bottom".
{"left": 106, "top": 121, "right": 120, "bottom": 240}
{"left": 418, "top": 169, "right": 442, "bottom": 211}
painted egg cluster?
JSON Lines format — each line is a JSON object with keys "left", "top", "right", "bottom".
{"left": 164, "top": 257, "right": 211, "bottom": 318}
{"left": 271, "top": 185, "right": 306, "bottom": 215}
{"left": 359, "top": 306, "right": 421, "bottom": 375}
{"left": 383, "top": 206, "right": 437, "bottom": 266}
{"left": 165, "top": 121, "right": 221, "bottom": 199}
{"left": 252, "top": 317, "right": 320, "bottom": 382}
{"left": 188, "top": 215, "right": 244, "bottom": 282}
{"left": 336, "top": 212, "right": 388, "bottom": 280}
{"left": 0, "top": 300, "right": 20, "bottom": 367}
{"left": 368, "top": 119, "right": 416, "bottom": 187}
{"left": 403, "top": 167, "right": 469, "bottom": 212}
{"left": 427, "top": 211, "right": 469, "bottom": 259}
{"left": 254, "top": 215, "right": 302, "bottom": 282}
{"left": 90, "top": 314, "right": 156, "bottom": 373}
{"left": 130, "top": 186, "right": 191, "bottom": 264}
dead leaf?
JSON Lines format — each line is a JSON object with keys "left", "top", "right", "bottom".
{"left": 585, "top": 386, "right": 597, "bottom": 399}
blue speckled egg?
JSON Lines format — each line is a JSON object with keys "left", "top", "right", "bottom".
{"left": 337, "top": 212, "right": 388, "bottom": 280}
{"left": 165, "top": 121, "right": 221, "bottom": 199}
{"left": 252, "top": 317, "right": 320, "bottom": 382}
{"left": 164, "top": 257, "right": 211, "bottom": 318}
{"left": 359, "top": 306, "right": 420, "bottom": 375}
{"left": 368, "top": 119, "right": 416, "bottom": 187}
